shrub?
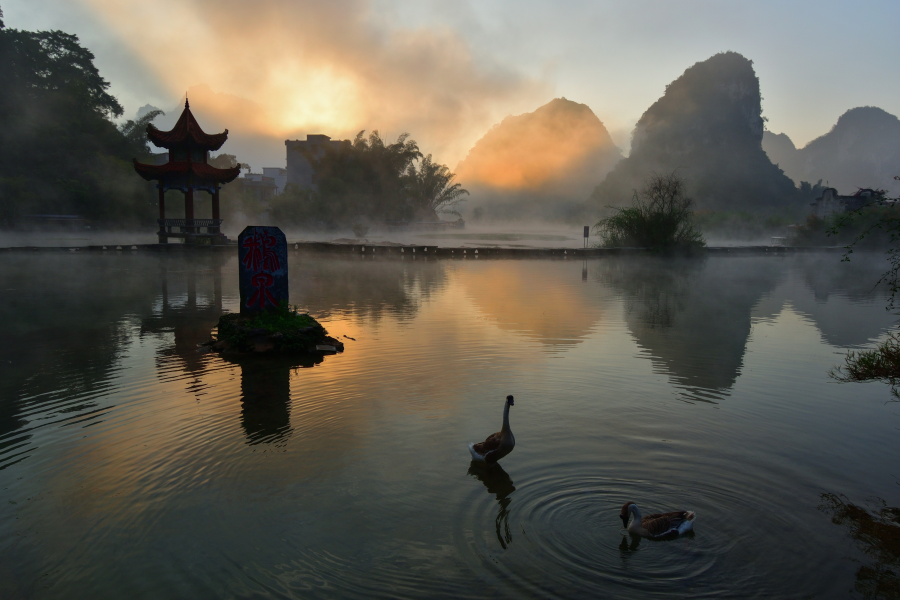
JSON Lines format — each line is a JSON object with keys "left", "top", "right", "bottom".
{"left": 594, "top": 172, "right": 704, "bottom": 250}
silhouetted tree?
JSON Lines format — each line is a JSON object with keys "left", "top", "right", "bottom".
{"left": 406, "top": 154, "right": 468, "bottom": 219}
{"left": 0, "top": 14, "right": 156, "bottom": 227}
{"left": 594, "top": 172, "right": 704, "bottom": 250}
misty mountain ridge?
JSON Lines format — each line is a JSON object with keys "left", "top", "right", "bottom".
{"left": 763, "top": 106, "right": 900, "bottom": 196}
{"left": 590, "top": 51, "right": 798, "bottom": 212}
{"left": 456, "top": 97, "right": 621, "bottom": 220}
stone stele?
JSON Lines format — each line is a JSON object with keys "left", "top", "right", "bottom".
{"left": 238, "top": 226, "right": 289, "bottom": 314}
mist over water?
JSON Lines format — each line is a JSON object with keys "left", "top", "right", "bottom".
{"left": 1, "top": 251, "right": 897, "bottom": 598}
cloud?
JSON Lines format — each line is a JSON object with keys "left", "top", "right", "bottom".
{"left": 82, "top": 0, "right": 548, "bottom": 165}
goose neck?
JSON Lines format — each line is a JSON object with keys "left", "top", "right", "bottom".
{"left": 628, "top": 504, "right": 642, "bottom": 532}
{"left": 501, "top": 402, "right": 511, "bottom": 433}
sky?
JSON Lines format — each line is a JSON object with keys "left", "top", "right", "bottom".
{"left": 5, "top": 0, "right": 900, "bottom": 170}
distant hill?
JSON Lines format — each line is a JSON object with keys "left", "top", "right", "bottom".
{"left": 762, "top": 107, "right": 900, "bottom": 196}
{"left": 590, "top": 52, "right": 798, "bottom": 212}
{"left": 456, "top": 98, "right": 621, "bottom": 220}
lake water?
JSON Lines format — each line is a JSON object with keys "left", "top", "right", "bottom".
{"left": 1, "top": 251, "right": 898, "bottom": 599}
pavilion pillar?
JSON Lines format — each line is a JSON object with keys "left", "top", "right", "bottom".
{"left": 157, "top": 186, "right": 167, "bottom": 244}
{"left": 211, "top": 188, "right": 222, "bottom": 238}
{"left": 185, "top": 187, "right": 194, "bottom": 223}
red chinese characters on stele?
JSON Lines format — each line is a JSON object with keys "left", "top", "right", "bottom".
{"left": 238, "top": 226, "right": 288, "bottom": 313}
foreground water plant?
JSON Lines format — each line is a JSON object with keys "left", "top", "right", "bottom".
{"left": 830, "top": 332, "right": 900, "bottom": 399}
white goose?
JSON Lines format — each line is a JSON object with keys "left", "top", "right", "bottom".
{"left": 620, "top": 502, "right": 695, "bottom": 538}
{"left": 468, "top": 395, "right": 515, "bottom": 465}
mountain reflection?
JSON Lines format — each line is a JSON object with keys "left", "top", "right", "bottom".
{"left": 289, "top": 256, "right": 447, "bottom": 322}
{"left": 456, "top": 260, "right": 607, "bottom": 348}
{"left": 599, "top": 257, "right": 783, "bottom": 399}
{"left": 468, "top": 462, "right": 516, "bottom": 549}
{"left": 789, "top": 254, "right": 896, "bottom": 348}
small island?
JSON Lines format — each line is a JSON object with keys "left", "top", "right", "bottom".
{"left": 203, "top": 304, "right": 344, "bottom": 355}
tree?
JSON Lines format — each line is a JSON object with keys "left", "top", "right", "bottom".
{"left": 119, "top": 109, "right": 165, "bottom": 159}
{"left": 406, "top": 154, "right": 468, "bottom": 219}
{"left": 0, "top": 15, "right": 155, "bottom": 227}
{"left": 295, "top": 130, "right": 421, "bottom": 225}
{"left": 594, "top": 172, "right": 705, "bottom": 250}
{"left": 829, "top": 176, "right": 900, "bottom": 397}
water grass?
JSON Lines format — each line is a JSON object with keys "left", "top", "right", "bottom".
{"left": 830, "top": 332, "right": 900, "bottom": 399}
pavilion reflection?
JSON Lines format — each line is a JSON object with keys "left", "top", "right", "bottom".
{"left": 468, "top": 462, "right": 516, "bottom": 549}
{"left": 141, "top": 254, "right": 227, "bottom": 370}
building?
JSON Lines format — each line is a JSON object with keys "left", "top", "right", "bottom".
{"left": 284, "top": 134, "right": 348, "bottom": 190}
{"left": 810, "top": 188, "right": 884, "bottom": 219}
{"left": 242, "top": 173, "right": 278, "bottom": 203}
{"left": 262, "top": 167, "right": 287, "bottom": 195}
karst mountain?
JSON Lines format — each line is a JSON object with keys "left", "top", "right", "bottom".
{"left": 763, "top": 106, "right": 900, "bottom": 196}
{"left": 590, "top": 52, "right": 798, "bottom": 212}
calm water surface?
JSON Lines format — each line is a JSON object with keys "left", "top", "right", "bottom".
{"left": 1, "top": 252, "right": 899, "bottom": 599}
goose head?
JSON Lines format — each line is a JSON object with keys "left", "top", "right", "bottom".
{"left": 506, "top": 395, "right": 514, "bottom": 407}
{"left": 620, "top": 502, "right": 635, "bottom": 528}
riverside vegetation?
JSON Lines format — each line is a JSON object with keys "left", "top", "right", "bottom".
{"left": 829, "top": 179, "right": 900, "bottom": 398}
{"left": 594, "top": 172, "right": 705, "bottom": 251}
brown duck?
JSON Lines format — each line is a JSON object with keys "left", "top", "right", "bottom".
{"left": 620, "top": 501, "right": 695, "bottom": 538}
{"left": 468, "top": 395, "right": 515, "bottom": 465}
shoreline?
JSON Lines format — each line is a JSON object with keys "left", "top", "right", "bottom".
{"left": 0, "top": 241, "right": 847, "bottom": 256}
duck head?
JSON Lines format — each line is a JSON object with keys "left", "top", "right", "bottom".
{"left": 506, "top": 395, "right": 515, "bottom": 406}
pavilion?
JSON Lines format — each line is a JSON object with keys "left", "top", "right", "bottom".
{"left": 133, "top": 99, "right": 241, "bottom": 244}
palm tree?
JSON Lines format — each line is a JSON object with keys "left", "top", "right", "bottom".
{"left": 407, "top": 154, "right": 469, "bottom": 220}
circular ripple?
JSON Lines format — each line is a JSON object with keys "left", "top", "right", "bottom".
{"left": 451, "top": 458, "right": 826, "bottom": 599}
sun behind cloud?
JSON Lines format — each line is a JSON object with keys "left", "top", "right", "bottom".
{"left": 82, "top": 0, "right": 547, "bottom": 165}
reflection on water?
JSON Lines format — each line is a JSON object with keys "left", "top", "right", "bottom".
{"left": 598, "top": 256, "right": 782, "bottom": 400}
{"left": 1, "top": 252, "right": 899, "bottom": 599}
{"left": 291, "top": 256, "right": 448, "bottom": 322}
{"left": 468, "top": 462, "right": 516, "bottom": 549}
{"left": 594, "top": 254, "right": 895, "bottom": 402}
{"left": 619, "top": 534, "right": 641, "bottom": 554}
{"left": 223, "top": 354, "right": 324, "bottom": 446}
{"left": 820, "top": 493, "right": 900, "bottom": 599}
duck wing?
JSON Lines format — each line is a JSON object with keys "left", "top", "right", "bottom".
{"left": 642, "top": 511, "right": 692, "bottom": 538}
{"left": 472, "top": 432, "right": 502, "bottom": 456}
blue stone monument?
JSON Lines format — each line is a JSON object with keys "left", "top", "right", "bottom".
{"left": 238, "top": 226, "right": 289, "bottom": 314}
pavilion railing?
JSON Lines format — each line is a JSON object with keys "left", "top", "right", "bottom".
{"left": 158, "top": 219, "right": 224, "bottom": 236}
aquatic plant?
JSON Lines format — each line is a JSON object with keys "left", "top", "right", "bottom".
{"left": 830, "top": 332, "right": 900, "bottom": 399}
{"left": 594, "top": 172, "right": 705, "bottom": 250}
{"left": 829, "top": 176, "right": 900, "bottom": 398}
{"left": 819, "top": 493, "right": 900, "bottom": 598}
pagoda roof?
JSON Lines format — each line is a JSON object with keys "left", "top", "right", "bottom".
{"left": 147, "top": 99, "right": 229, "bottom": 151}
{"left": 133, "top": 159, "right": 241, "bottom": 184}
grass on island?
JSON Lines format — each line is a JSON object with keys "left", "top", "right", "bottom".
{"left": 830, "top": 332, "right": 900, "bottom": 399}
{"left": 217, "top": 303, "right": 327, "bottom": 353}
